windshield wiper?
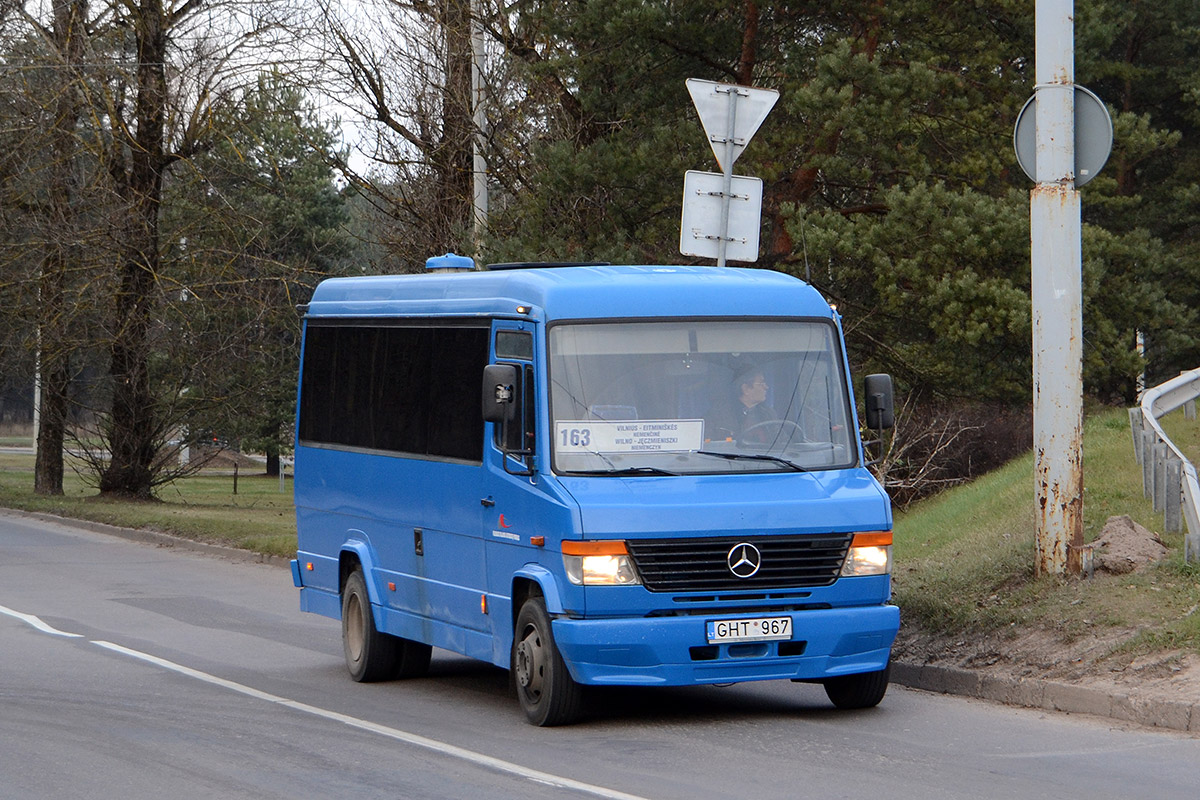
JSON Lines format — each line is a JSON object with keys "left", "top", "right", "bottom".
{"left": 696, "top": 450, "right": 808, "bottom": 472}
{"left": 562, "top": 448, "right": 679, "bottom": 476}
{"left": 562, "top": 466, "right": 679, "bottom": 477}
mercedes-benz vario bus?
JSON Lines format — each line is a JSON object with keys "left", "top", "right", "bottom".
{"left": 291, "top": 256, "right": 898, "bottom": 726}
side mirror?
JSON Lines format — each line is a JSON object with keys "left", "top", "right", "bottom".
{"left": 863, "top": 373, "right": 895, "bottom": 430}
{"left": 482, "top": 364, "right": 518, "bottom": 423}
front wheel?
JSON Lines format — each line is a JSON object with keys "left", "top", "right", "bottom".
{"left": 822, "top": 662, "right": 890, "bottom": 709}
{"left": 512, "top": 596, "right": 584, "bottom": 726}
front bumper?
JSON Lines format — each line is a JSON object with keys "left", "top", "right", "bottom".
{"left": 551, "top": 603, "right": 899, "bottom": 686}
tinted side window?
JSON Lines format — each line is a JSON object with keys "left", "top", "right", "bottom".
{"left": 492, "top": 363, "right": 536, "bottom": 453}
{"left": 299, "top": 323, "right": 488, "bottom": 462}
{"left": 495, "top": 330, "right": 533, "bottom": 360}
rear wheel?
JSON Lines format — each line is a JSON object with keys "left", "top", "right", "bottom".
{"left": 342, "top": 568, "right": 431, "bottom": 682}
{"left": 394, "top": 637, "right": 433, "bottom": 679}
{"left": 512, "top": 596, "right": 584, "bottom": 726}
{"left": 822, "top": 662, "right": 890, "bottom": 709}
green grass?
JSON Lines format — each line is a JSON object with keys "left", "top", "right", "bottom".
{"left": 0, "top": 455, "right": 296, "bottom": 558}
{"left": 894, "top": 407, "right": 1200, "bottom": 658}
{"left": 0, "top": 436, "right": 34, "bottom": 447}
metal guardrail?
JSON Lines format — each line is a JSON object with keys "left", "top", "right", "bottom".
{"left": 1129, "top": 367, "right": 1200, "bottom": 563}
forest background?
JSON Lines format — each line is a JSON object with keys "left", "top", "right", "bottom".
{"left": 0, "top": 0, "right": 1196, "bottom": 501}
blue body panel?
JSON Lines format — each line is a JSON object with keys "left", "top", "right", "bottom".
{"left": 294, "top": 265, "right": 899, "bottom": 687}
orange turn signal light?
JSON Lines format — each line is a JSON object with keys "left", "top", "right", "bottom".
{"left": 561, "top": 540, "right": 629, "bottom": 556}
{"left": 851, "top": 531, "right": 893, "bottom": 547}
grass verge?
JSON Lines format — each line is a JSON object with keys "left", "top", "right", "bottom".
{"left": 0, "top": 454, "right": 295, "bottom": 558}
{"left": 893, "top": 406, "right": 1200, "bottom": 662}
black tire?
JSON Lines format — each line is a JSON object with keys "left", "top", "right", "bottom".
{"left": 394, "top": 637, "right": 433, "bottom": 679}
{"left": 342, "top": 568, "right": 399, "bottom": 682}
{"left": 822, "top": 662, "right": 890, "bottom": 710}
{"left": 512, "top": 596, "right": 584, "bottom": 726}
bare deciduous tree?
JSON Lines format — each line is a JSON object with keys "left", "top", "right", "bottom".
{"left": 0, "top": 0, "right": 114, "bottom": 494}
{"left": 871, "top": 393, "right": 1032, "bottom": 509}
{"left": 4, "top": 0, "right": 317, "bottom": 498}
{"left": 314, "top": 0, "right": 477, "bottom": 266}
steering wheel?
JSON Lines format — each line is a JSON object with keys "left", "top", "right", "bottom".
{"left": 739, "top": 419, "right": 806, "bottom": 446}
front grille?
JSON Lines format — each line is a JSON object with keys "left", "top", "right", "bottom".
{"left": 627, "top": 534, "right": 852, "bottom": 593}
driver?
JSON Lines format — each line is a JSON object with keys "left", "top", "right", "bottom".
{"left": 705, "top": 367, "right": 778, "bottom": 444}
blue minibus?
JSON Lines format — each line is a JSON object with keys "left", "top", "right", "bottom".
{"left": 291, "top": 256, "right": 898, "bottom": 725}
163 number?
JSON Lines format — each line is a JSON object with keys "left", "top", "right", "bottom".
{"left": 560, "top": 428, "right": 592, "bottom": 447}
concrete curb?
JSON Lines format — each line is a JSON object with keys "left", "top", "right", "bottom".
{"left": 891, "top": 660, "right": 1200, "bottom": 734}
{"left": 6, "top": 507, "right": 1198, "bottom": 734}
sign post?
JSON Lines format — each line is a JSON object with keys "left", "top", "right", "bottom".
{"left": 715, "top": 85, "right": 738, "bottom": 266}
{"left": 682, "top": 79, "right": 778, "bottom": 266}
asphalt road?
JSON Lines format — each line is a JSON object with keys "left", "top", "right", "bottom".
{"left": 2, "top": 511, "right": 1198, "bottom": 800}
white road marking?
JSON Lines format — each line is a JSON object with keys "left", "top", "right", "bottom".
{"left": 0, "top": 603, "right": 83, "bottom": 638}
{"left": 3, "top": 597, "right": 650, "bottom": 798}
{"left": 77, "top": 637, "right": 652, "bottom": 800}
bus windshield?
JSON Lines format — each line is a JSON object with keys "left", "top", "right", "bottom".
{"left": 548, "top": 319, "right": 857, "bottom": 475}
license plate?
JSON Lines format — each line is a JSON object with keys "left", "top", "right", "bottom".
{"left": 706, "top": 616, "right": 792, "bottom": 644}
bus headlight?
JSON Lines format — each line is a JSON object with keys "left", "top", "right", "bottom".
{"left": 562, "top": 540, "right": 641, "bottom": 586}
{"left": 841, "top": 531, "right": 893, "bottom": 577}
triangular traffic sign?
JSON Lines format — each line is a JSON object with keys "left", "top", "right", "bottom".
{"left": 687, "top": 78, "right": 779, "bottom": 172}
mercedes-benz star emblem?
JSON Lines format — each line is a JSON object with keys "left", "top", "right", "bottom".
{"left": 726, "top": 542, "right": 762, "bottom": 578}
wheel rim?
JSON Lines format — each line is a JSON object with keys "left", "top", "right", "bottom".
{"left": 345, "top": 591, "right": 365, "bottom": 663}
{"left": 515, "top": 624, "right": 545, "bottom": 699}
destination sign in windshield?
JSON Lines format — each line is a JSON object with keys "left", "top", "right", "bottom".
{"left": 555, "top": 420, "right": 705, "bottom": 454}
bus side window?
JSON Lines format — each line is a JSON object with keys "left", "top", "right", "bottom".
{"left": 300, "top": 322, "right": 488, "bottom": 462}
{"left": 495, "top": 330, "right": 533, "bottom": 361}
{"left": 493, "top": 363, "right": 535, "bottom": 454}
{"left": 492, "top": 330, "right": 536, "bottom": 456}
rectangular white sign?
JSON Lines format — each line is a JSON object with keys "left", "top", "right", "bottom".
{"left": 555, "top": 420, "right": 704, "bottom": 454}
{"left": 679, "top": 170, "right": 763, "bottom": 263}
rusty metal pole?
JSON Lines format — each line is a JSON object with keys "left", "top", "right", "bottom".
{"left": 1031, "top": 0, "right": 1084, "bottom": 576}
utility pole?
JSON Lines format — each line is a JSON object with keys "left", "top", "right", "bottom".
{"left": 470, "top": 0, "right": 488, "bottom": 254}
{"left": 1031, "top": 0, "right": 1084, "bottom": 576}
